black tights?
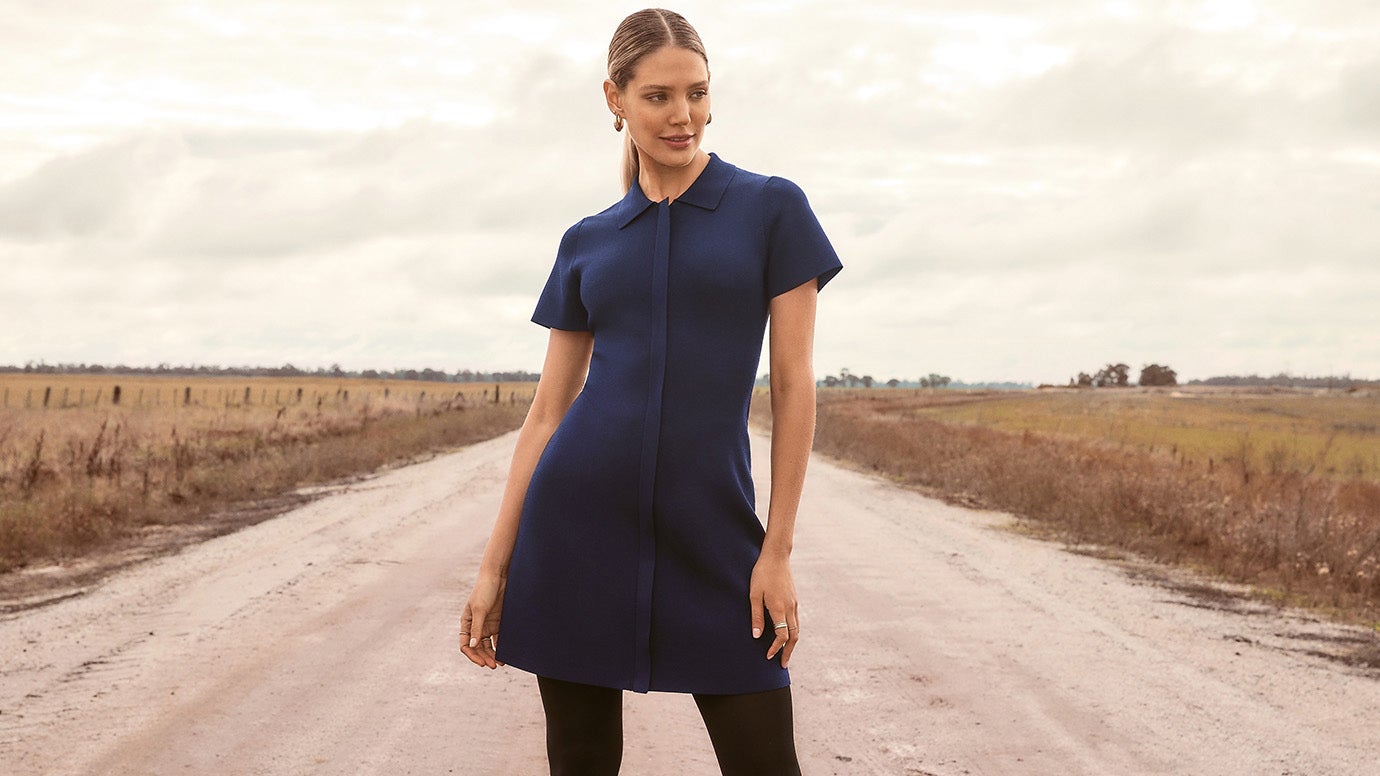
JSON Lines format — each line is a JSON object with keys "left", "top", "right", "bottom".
{"left": 536, "top": 674, "right": 803, "bottom": 776}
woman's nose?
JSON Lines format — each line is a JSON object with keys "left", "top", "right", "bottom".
{"left": 669, "top": 98, "right": 690, "bottom": 125}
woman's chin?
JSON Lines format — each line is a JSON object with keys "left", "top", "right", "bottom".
{"left": 642, "top": 145, "right": 703, "bottom": 171}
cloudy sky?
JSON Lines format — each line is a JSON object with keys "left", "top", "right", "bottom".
{"left": 1, "top": 0, "right": 1377, "bottom": 384}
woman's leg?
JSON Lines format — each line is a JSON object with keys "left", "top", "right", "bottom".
{"left": 536, "top": 674, "right": 624, "bottom": 776}
{"left": 692, "top": 685, "right": 802, "bottom": 776}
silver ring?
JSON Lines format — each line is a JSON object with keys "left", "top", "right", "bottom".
{"left": 773, "top": 621, "right": 788, "bottom": 630}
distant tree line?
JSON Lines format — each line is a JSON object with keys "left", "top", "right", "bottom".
{"left": 790, "top": 369, "right": 1028, "bottom": 389}
{"left": 1187, "top": 373, "right": 1380, "bottom": 389}
{"left": 814, "top": 368, "right": 954, "bottom": 389}
{"left": 1069, "top": 363, "right": 1177, "bottom": 387}
{"left": 0, "top": 361, "right": 541, "bottom": 383}
{"left": 1062, "top": 365, "right": 1379, "bottom": 389}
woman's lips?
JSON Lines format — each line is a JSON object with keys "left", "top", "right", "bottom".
{"left": 661, "top": 134, "right": 694, "bottom": 150}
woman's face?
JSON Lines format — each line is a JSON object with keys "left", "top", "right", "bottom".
{"left": 607, "top": 45, "right": 711, "bottom": 177}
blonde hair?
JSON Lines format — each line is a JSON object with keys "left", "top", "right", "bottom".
{"left": 607, "top": 9, "right": 709, "bottom": 192}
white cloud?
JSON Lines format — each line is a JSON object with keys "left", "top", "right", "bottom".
{"left": 1, "top": 0, "right": 1377, "bottom": 383}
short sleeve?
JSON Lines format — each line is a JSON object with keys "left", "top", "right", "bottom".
{"left": 531, "top": 220, "right": 591, "bottom": 331}
{"left": 763, "top": 176, "right": 843, "bottom": 300}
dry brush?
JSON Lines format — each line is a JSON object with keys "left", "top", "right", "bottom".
{"left": 752, "top": 389, "right": 1380, "bottom": 624}
{"left": 0, "top": 378, "right": 532, "bottom": 572}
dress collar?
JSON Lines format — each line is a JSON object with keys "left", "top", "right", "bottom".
{"left": 613, "top": 152, "right": 736, "bottom": 229}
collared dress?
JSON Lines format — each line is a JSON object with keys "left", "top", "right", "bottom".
{"left": 494, "top": 153, "right": 843, "bottom": 694}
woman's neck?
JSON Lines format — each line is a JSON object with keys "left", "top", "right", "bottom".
{"left": 637, "top": 150, "right": 711, "bottom": 204}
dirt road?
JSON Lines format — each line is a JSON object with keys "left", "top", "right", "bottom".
{"left": 2, "top": 428, "right": 1378, "bottom": 775}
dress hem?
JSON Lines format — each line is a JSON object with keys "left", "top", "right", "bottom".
{"left": 497, "top": 653, "right": 791, "bottom": 696}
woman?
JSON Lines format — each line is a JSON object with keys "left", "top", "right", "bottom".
{"left": 459, "top": 8, "right": 842, "bottom": 775}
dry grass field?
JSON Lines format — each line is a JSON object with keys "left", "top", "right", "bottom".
{"left": 902, "top": 387, "right": 1380, "bottom": 481}
{"left": 751, "top": 386, "right": 1380, "bottom": 626}
{"left": 0, "top": 374, "right": 532, "bottom": 573}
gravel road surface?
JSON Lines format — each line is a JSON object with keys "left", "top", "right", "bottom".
{"left": 2, "top": 428, "right": 1378, "bottom": 775}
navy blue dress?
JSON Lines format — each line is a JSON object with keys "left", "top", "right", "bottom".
{"left": 495, "top": 153, "right": 842, "bottom": 694}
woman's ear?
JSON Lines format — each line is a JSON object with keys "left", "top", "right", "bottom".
{"left": 603, "top": 79, "right": 623, "bottom": 118}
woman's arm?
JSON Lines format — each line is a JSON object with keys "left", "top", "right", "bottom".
{"left": 750, "top": 277, "right": 820, "bottom": 668}
{"left": 478, "top": 328, "right": 594, "bottom": 578}
{"left": 461, "top": 327, "right": 593, "bottom": 666}
{"left": 764, "top": 279, "right": 819, "bottom": 559}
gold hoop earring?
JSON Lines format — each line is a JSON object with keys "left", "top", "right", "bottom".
{"left": 614, "top": 115, "right": 624, "bottom": 132}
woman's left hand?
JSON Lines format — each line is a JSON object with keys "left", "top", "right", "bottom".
{"left": 749, "top": 552, "right": 800, "bottom": 668}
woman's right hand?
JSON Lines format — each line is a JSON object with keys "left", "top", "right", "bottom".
{"left": 459, "top": 570, "right": 506, "bottom": 669}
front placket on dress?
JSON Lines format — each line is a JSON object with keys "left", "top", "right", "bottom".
{"left": 632, "top": 200, "right": 671, "bottom": 693}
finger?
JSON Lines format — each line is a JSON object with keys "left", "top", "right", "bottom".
{"left": 484, "top": 630, "right": 500, "bottom": 667}
{"left": 459, "top": 606, "right": 473, "bottom": 649}
{"left": 750, "top": 589, "right": 765, "bottom": 639}
{"left": 459, "top": 607, "right": 484, "bottom": 666}
{"left": 460, "top": 639, "right": 488, "bottom": 668}
{"left": 465, "top": 638, "right": 495, "bottom": 669}
{"left": 765, "top": 604, "right": 789, "bottom": 659}
{"left": 477, "top": 635, "right": 498, "bottom": 669}
{"left": 458, "top": 621, "right": 490, "bottom": 668}
{"left": 783, "top": 604, "right": 805, "bottom": 665}
{"left": 462, "top": 606, "right": 497, "bottom": 668}
{"left": 781, "top": 618, "right": 799, "bottom": 668}
{"left": 461, "top": 644, "right": 487, "bottom": 668}
{"left": 490, "top": 630, "right": 504, "bottom": 666}
{"left": 468, "top": 606, "right": 487, "bottom": 649}
{"left": 767, "top": 630, "right": 787, "bottom": 659}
